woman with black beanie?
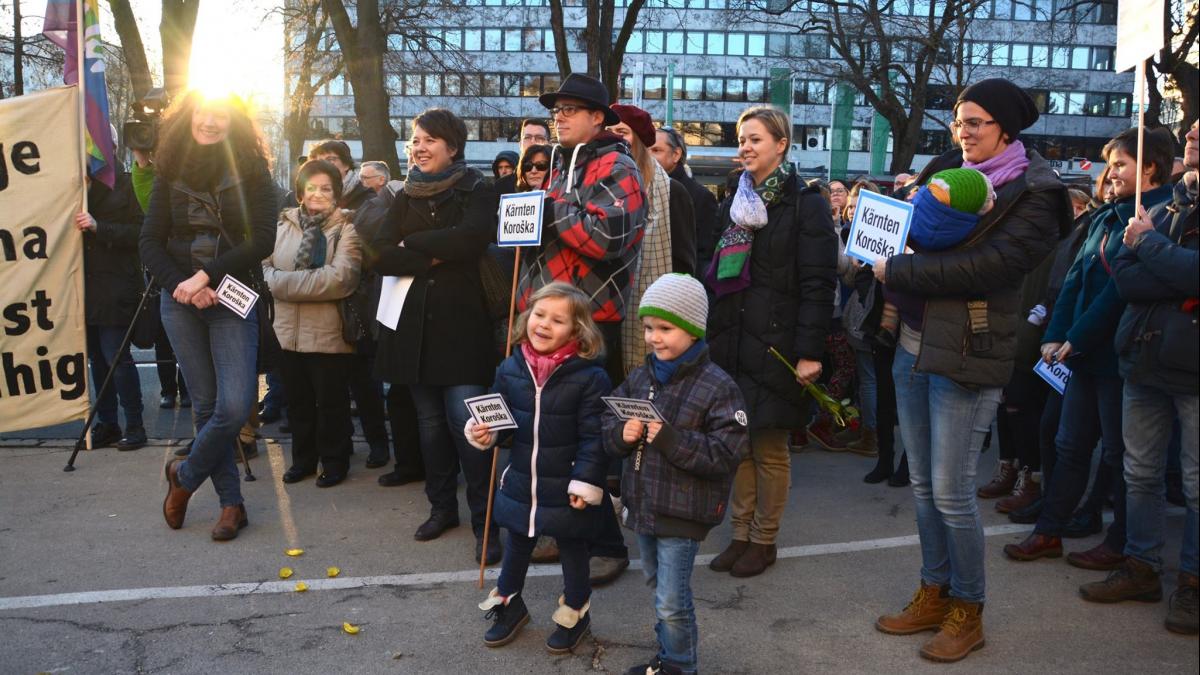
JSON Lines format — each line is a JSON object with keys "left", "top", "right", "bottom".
{"left": 871, "top": 78, "right": 1071, "bottom": 662}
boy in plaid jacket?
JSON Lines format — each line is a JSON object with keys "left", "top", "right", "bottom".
{"left": 602, "top": 274, "right": 750, "bottom": 675}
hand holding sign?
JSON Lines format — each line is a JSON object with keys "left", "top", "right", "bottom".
{"left": 603, "top": 397, "right": 665, "bottom": 423}
{"left": 497, "top": 190, "right": 545, "bottom": 247}
{"left": 464, "top": 393, "right": 519, "bottom": 431}
{"left": 845, "top": 191, "right": 914, "bottom": 265}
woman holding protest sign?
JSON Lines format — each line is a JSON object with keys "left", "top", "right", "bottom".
{"left": 1003, "top": 128, "right": 1175, "bottom": 584}
{"left": 138, "top": 91, "right": 277, "bottom": 541}
{"left": 870, "top": 78, "right": 1070, "bottom": 662}
{"left": 264, "top": 160, "right": 362, "bottom": 488}
{"left": 705, "top": 105, "right": 838, "bottom": 579}
{"left": 367, "top": 109, "right": 502, "bottom": 563}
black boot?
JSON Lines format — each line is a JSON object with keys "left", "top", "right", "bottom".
{"left": 864, "top": 451, "right": 894, "bottom": 484}
{"left": 480, "top": 590, "right": 530, "bottom": 647}
{"left": 887, "top": 452, "right": 910, "bottom": 487}
{"left": 546, "top": 597, "right": 591, "bottom": 654}
{"left": 624, "top": 657, "right": 683, "bottom": 675}
{"left": 1008, "top": 496, "right": 1044, "bottom": 524}
{"left": 1063, "top": 509, "right": 1103, "bottom": 538}
{"left": 365, "top": 440, "right": 390, "bottom": 469}
{"left": 91, "top": 422, "right": 122, "bottom": 448}
{"left": 116, "top": 426, "right": 148, "bottom": 451}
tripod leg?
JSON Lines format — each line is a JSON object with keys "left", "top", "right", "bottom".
{"left": 234, "top": 438, "right": 256, "bottom": 482}
{"left": 65, "top": 277, "right": 156, "bottom": 472}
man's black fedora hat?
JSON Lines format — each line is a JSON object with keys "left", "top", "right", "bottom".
{"left": 538, "top": 73, "right": 621, "bottom": 127}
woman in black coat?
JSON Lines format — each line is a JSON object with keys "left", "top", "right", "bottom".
{"left": 704, "top": 106, "right": 838, "bottom": 578}
{"left": 139, "top": 92, "right": 277, "bottom": 542}
{"left": 368, "top": 108, "right": 501, "bottom": 562}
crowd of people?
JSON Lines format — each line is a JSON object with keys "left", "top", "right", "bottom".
{"left": 74, "top": 71, "right": 1197, "bottom": 672}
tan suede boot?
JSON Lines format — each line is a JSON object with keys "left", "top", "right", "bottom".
{"left": 730, "top": 542, "right": 777, "bottom": 577}
{"left": 847, "top": 428, "right": 878, "bottom": 457}
{"left": 875, "top": 581, "right": 952, "bottom": 634}
{"left": 211, "top": 504, "right": 248, "bottom": 541}
{"left": 919, "top": 599, "right": 985, "bottom": 663}
{"left": 709, "top": 539, "right": 749, "bottom": 573}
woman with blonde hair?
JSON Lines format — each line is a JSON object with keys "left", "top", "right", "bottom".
{"left": 705, "top": 105, "right": 838, "bottom": 577}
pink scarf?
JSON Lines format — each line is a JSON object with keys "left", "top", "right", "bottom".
{"left": 521, "top": 340, "right": 579, "bottom": 387}
{"left": 964, "top": 139, "right": 1029, "bottom": 188}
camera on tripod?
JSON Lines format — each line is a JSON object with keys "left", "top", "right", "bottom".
{"left": 123, "top": 88, "right": 171, "bottom": 151}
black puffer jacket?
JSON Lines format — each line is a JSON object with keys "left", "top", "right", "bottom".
{"left": 487, "top": 348, "right": 611, "bottom": 540}
{"left": 369, "top": 169, "right": 499, "bottom": 386}
{"left": 885, "top": 148, "right": 1070, "bottom": 387}
{"left": 706, "top": 170, "right": 838, "bottom": 430}
{"left": 84, "top": 173, "right": 144, "bottom": 326}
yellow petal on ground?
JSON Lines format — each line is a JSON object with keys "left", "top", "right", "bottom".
{"left": 279, "top": 567, "right": 294, "bottom": 579}
{"left": 342, "top": 622, "right": 360, "bottom": 635}
{"left": 327, "top": 567, "right": 340, "bottom": 578}
{"left": 285, "top": 548, "right": 304, "bottom": 557}
{"left": 294, "top": 581, "right": 308, "bottom": 592}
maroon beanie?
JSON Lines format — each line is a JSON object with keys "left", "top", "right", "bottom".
{"left": 610, "top": 104, "right": 656, "bottom": 148}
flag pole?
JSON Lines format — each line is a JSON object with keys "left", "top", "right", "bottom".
{"left": 1134, "top": 58, "right": 1146, "bottom": 215}
{"left": 75, "top": 0, "right": 93, "bottom": 451}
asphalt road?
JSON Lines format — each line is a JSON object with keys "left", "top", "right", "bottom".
{"left": 0, "top": 426, "right": 1195, "bottom": 674}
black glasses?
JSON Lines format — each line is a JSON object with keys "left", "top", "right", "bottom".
{"left": 523, "top": 161, "right": 550, "bottom": 172}
{"left": 550, "top": 104, "right": 587, "bottom": 118}
{"left": 950, "top": 118, "right": 998, "bottom": 133}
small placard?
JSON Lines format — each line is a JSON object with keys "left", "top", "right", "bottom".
{"left": 1033, "top": 358, "right": 1072, "bottom": 396}
{"left": 844, "top": 190, "right": 915, "bottom": 265}
{"left": 497, "top": 190, "right": 545, "bottom": 247}
{"left": 602, "top": 396, "right": 665, "bottom": 423}
{"left": 215, "top": 275, "right": 258, "bottom": 319}
{"left": 464, "top": 393, "right": 519, "bottom": 431}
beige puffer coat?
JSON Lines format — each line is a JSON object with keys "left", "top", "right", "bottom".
{"left": 263, "top": 207, "right": 361, "bottom": 354}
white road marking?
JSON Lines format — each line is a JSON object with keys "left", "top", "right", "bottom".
{"left": 265, "top": 440, "right": 301, "bottom": 550}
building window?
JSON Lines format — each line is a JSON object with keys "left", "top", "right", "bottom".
{"left": 644, "top": 75, "right": 664, "bottom": 100}
{"left": 484, "top": 29, "right": 502, "bottom": 51}
{"left": 444, "top": 74, "right": 462, "bottom": 96}
{"left": 686, "top": 32, "right": 706, "bottom": 55}
{"left": 707, "top": 33, "right": 724, "bottom": 55}
{"left": 627, "top": 30, "right": 643, "bottom": 53}
{"left": 706, "top": 77, "right": 724, "bottom": 101}
{"left": 727, "top": 33, "right": 746, "bottom": 56}
{"left": 1107, "top": 94, "right": 1130, "bottom": 117}
{"left": 726, "top": 78, "right": 746, "bottom": 102}
{"left": 464, "top": 29, "right": 482, "bottom": 51}
{"left": 645, "top": 30, "right": 664, "bottom": 54}
{"left": 683, "top": 76, "right": 704, "bottom": 100}
{"left": 746, "top": 78, "right": 766, "bottom": 103}
{"left": 666, "top": 31, "right": 685, "bottom": 54}
{"left": 1083, "top": 93, "right": 1107, "bottom": 116}
{"left": 1011, "top": 43, "right": 1030, "bottom": 67}
{"left": 747, "top": 33, "right": 766, "bottom": 56}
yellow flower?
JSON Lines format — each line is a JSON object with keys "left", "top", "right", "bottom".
{"left": 279, "top": 567, "right": 294, "bottom": 579}
{"left": 285, "top": 548, "right": 304, "bottom": 557}
{"left": 327, "top": 567, "right": 341, "bottom": 578}
{"left": 342, "top": 622, "right": 360, "bottom": 635}
{"left": 295, "top": 582, "right": 309, "bottom": 592}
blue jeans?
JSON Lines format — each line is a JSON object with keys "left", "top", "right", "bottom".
{"left": 854, "top": 346, "right": 877, "bottom": 431}
{"left": 160, "top": 295, "right": 258, "bottom": 507}
{"left": 637, "top": 534, "right": 701, "bottom": 674}
{"left": 498, "top": 531, "right": 591, "bottom": 610}
{"left": 1035, "top": 371, "right": 1127, "bottom": 552}
{"left": 409, "top": 383, "right": 494, "bottom": 536}
{"left": 262, "top": 368, "right": 287, "bottom": 416}
{"left": 893, "top": 346, "right": 1000, "bottom": 604}
{"left": 87, "top": 325, "right": 144, "bottom": 429}
{"left": 1122, "top": 381, "right": 1199, "bottom": 577}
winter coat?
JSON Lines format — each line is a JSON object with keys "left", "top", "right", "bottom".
{"left": 883, "top": 148, "right": 1070, "bottom": 387}
{"left": 1112, "top": 174, "right": 1199, "bottom": 395}
{"left": 706, "top": 170, "right": 838, "bottom": 430}
{"left": 340, "top": 170, "right": 374, "bottom": 211}
{"left": 84, "top": 172, "right": 144, "bottom": 327}
{"left": 671, "top": 164, "right": 718, "bottom": 277}
{"left": 1044, "top": 184, "right": 1174, "bottom": 377}
{"left": 368, "top": 169, "right": 499, "bottom": 386}
{"left": 603, "top": 346, "right": 750, "bottom": 540}
{"left": 668, "top": 179, "right": 698, "bottom": 276}
{"left": 474, "top": 349, "right": 612, "bottom": 540}
{"left": 517, "top": 132, "right": 647, "bottom": 323}
{"left": 263, "top": 208, "right": 361, "bottom": 355}
{"left": 139, "top": 164, "right": 278, "bottom": 294}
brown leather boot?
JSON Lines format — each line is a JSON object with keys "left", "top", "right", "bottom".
{"left": 730, "top": 542, "right": 777, "bottom": 577}
{"left": 977, "top": 460, "right": 1018, "bottom": 499}
{"left": 995, "top": 468, "right": 1040, "bottom": 514}
{"left": 919, "top": 599, "right": 985, "bottom": 663}
{"left": 211, "top": 504, "right": 249, "bottom": 541}
{"left": 847, "top": 428, "right": 878, "bottom": 457}
{"left": 1002, "top": 533, "right": 1062, "bottom": 561}
{"left": 875, "top": 581, "right": 952, "bottom": 635}
{"left": 1079, "top": 557, "right": 1162, "bottom": 603}
{"left": 162, "top": 459, "right": 193, "bottom": 530}
{"left": 1067, "top": 543, "right": 1126, "bottom": 571}
{"left": 807, "top": 418, "right": 846, "bottom": 452}
{"left": 709, "top": 539, "right": 749, "bottom": 573}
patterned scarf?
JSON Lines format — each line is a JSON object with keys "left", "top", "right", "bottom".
{"left": 708, "top": 163, "right": 790, "bottom": 296}
{"left": 622, "top": 162, "right": 674, "bottom": 374}
{"left": 293, "top": 207, "right": 330, "bottom": 270}
{"left": 521, "top": 339, "right": 579, "bottom": 387}
{"left": 404, "top": 160, "right": 468, "bottom": 199}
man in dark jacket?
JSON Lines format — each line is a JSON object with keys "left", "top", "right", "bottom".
{"left": 78, "top": 171, "right": 147, "bottom": 450}
{"left": 652, "top": 127, "right": 718, "bottom": 277}
{"left": 1103, "top": 120, "right": 1198, "bottom": 635}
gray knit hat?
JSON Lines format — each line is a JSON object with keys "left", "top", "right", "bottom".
{"left": 638, "top": 273, "right": 709, "bottom": 338}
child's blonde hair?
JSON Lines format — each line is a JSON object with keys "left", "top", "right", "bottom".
{"left": 511, "top": 282, "right": 606, "bottom": 360}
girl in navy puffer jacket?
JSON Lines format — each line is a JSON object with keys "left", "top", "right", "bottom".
{"left": 466, "top": 282, "right": 611, "bottom": 655}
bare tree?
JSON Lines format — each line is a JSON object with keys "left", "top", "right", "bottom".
{"left": 547, "top": 0, "right": 647, "bottom": 101}
{"left": 11, "top": 0, "right": 22, "bottom": 97}
{"left": 106, "top": 0, "right": 199, "bottom": 99}
{"left": 278, "top": 0, "right": 342, "bottom": 163}
{"left": 1148, "top": 0, "right": 1198, "bottom": 139}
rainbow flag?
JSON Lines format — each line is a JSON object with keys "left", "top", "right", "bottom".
{"left": 42, "top": 0, "right": 116, "bottom": 188}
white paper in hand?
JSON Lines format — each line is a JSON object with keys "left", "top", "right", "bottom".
{"left": 215, "top": 275, "right": 258, "bottom": 319}
{"left": 497, "top": 190, "right": 545, "bottom": 247}
{"left": 376, "top": 275, "right": 414, "bottom": 331}
{"left": 464, "top": 393, "right": 519, "bottom": 431}
{"left": 602, "top": 397, "right": 665, "bottom": 423}
{"left": 1033, "top": 358, "right": 1072, "bottom": 395}
{"left": 844, "top": 191, "right": 914, "bottom": 265}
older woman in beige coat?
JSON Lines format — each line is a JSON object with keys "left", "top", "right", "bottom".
{"left": 264, "top": 159, "right": 362, "bottom": 488}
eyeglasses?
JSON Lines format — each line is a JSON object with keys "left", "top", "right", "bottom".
{"left": 950, "top": 118, "right": 998, "bottom": 133}
{"left": 522, "top": 134, "right": 549, "bottom": 143}
{"left": 523, "top": 161, "right": 550, "bottom": 172}
{"left": 829, "top": 187, "right": 848, "bottom": 195}
{"left": 551, "top": 104, "right": 587, "bottom": 118}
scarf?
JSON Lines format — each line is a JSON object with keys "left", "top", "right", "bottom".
{"left": 404, "top": 160, "right": 468, "bottom": 199}
{"left": 622, "top": 162, "right": 674, "bottom": 374}
{"left": 183, "top": 143, "right": 224, "bottom": 191}
{"left": 649, "top": 339, "right": 706, "bottom": 385}
{"left": 963, "top": 140, "right": 1029, "bottom": 189}
{"left": 521, "top": 339, "right": 579, "bottom": 387}
{"left": 293, "top": 207, "right": 331, "bottom": 270}
{"left": 707, "top": 163, "right": 790, "bottom": 297}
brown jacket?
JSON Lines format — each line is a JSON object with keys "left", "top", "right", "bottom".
{"left": 263, "top": 207, "right": 361, "bottom": 354}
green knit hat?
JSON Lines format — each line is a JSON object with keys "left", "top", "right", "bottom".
{"left": 927, "top": 168, "right": 993, "bottom": 215}
{"left": 638, "top": 273, "right": 708, "bottom": 338}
